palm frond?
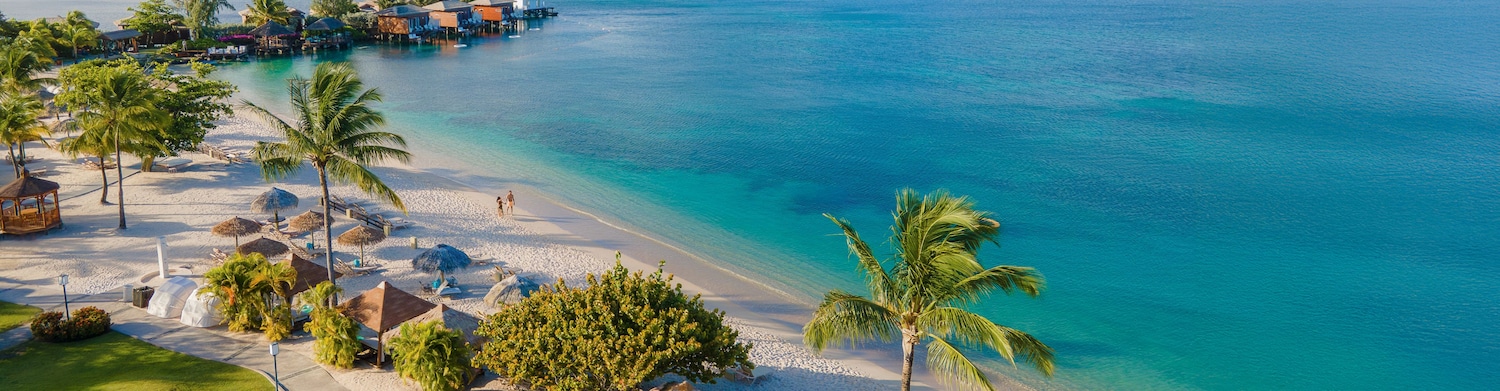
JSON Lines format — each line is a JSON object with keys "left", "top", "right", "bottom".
{"left": 324, "top": 156, "right": 406, "bottom": 212}
{"left": 803, "top": 290, "right": 898, "bottom": 352}
{"left": 824, "top": 213, "right": 898, "bottom": 306}
{"left": 926, "top": 334, "right": 997, "bottom": 391}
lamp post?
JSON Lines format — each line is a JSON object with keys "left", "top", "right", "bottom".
{"left": 59, "top": 274, "right": 69, "bottom": 320}
{"left": 269, "top": 342, "right": 280, "bottom": 386}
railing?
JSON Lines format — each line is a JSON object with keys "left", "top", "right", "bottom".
{"left": 0, "top": 208, "right": 61, "bottom": 234}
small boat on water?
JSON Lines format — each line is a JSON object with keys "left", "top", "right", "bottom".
{"left": 453, "top": 44, "right": 468, "bottom": 48}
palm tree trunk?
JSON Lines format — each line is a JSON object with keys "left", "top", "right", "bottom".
{"left": 98, "top": 155, "right": 109, "bottom": 204}
{"left": 114, "top": 130, "right": 126, "bottom": 229}
{"left": 7, "top": 144, "right": 17, "bottom": 178}
{"left": 901, "top": 330, "right": 917, "bottom": 391}
{"left": 318, "top": 164, "right": 337, "bottom": 304}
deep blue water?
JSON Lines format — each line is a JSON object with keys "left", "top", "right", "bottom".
{"left": 211, "top": 0, "right": 1500, "bottom": 389}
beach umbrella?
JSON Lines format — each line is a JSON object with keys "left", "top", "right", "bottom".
{"left": 483, "top": 274, "right": 540, "bottom": 307}
{"left": 252, "top": 187, "right": 299, "bottom": 229}
{"left": 337, "top": 225, "right": 387, "bottom": 262}
{"left": 211, "top": 216, "right": 262, "bottom": 247}
{"left": 411, "top": 244, "right": 472, "bottom": 281}
{"left": 288, "top": 210, "right": 333, "bottom": 246}
{"left": 237, "top": 237, "right": 289, "bottom": 259}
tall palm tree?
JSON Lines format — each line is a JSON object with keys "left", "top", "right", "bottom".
{"left": 176, "top": 0, "right": 234, "bottom": 40}
{"left": 58, "top": 66, "right": 170, "bottom": 229}
{"left": 804, "top": 189, "right": 1055, "bottom": 391}
{"left": 62, "top": 24, "right": 98, "bottom": 61}
{"left": 56, "top": 128, "right": 116, "bottom": 204}
{"left": 243, "top": 0, "right": 291, "bottom": 25}
{"left": 245, "top": 62, "right": 411, "bottom": 290}
{"left": 0, "top": 41, "right": 53, "bottom": 94}
{"left": 0, "top": 93, "right": 49, "bottom": 177}
{"left": 389, "top": 320, "right": 472, "bottom": 391}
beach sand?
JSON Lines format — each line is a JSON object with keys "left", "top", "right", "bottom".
{"left": 0, "top": 111, "right": 1008, "bottom": 390}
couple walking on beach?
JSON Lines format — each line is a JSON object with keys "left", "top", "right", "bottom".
{"left": 497, "top": 191, "right": 515, "bottom": 219}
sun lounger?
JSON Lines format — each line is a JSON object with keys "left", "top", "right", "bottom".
{"left": 334, "top": 258, "right": 381, "bottom": 276}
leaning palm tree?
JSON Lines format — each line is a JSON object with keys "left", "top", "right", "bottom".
{"left": 57, "top": 65, "right": 170, "bottom": 229}
{"left": 245, "top": 61, "right": 411, "bottom": 290}
{"left": 804, "top": 189, "right": 1055, "bottom": 391}
{"left": 0, "top": 93, "right": 50, "bottom": 177}
{"left": 177, "top": 0, "right": 235, "bottom": 40}
{"left": 389, "top": 320, "right": 472, "bottom": 391}
{"left": 243, "top": 0, "right": 292, "bottom": 25}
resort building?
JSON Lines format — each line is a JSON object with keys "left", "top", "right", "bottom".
{"left": 469, "top": 0, "right": 515, "bottom": 24}
{"left": 374, "top": 5, "right": 436, "bottom": 39}
{"left": 423, "top": 1, "right": 480, "bottom": 32}
{"left": 98, "top": 29, "right": 142, "bottom": 54}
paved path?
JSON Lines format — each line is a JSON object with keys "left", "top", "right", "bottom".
{"left": 0, "top": 281, "right": 348, "bottom": 391}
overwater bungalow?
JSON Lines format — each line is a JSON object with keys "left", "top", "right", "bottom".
{"left": 303, "top": 17, "right": 351, "bottom": 51}
{"left": 250, "top": 21, "right": 300, "bottom": 54}
{"left": 423, "top": 1, "right": 480, "bottom": 33}
{"left": 469, "top": 0, "right": 515, "bottom": 24}
{"left": 375, "top": 5, "right": 435, "bottom": 40}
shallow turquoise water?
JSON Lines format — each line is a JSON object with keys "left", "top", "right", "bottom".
{"left": 214, "top": 0, "right": 1500, "bottom": 389}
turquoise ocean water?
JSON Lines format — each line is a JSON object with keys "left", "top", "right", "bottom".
{"left": 207, "top": 0, "right": 1500, "bottom": 389}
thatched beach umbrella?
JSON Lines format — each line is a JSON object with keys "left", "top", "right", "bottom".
{"left": 337, "top": 225, "right": 386, "bottom": 262}
{"left": 288, "top": 210, "right": 333, "bottom": 246}
{"left": 252, "top": 187, "right": 299, "bottom": 229}
{"left": 305, "top": 17, "right": 346, "bottom": 31}
{"left": 238, "top": 237, "right": 289, "bottom": 259}
{"left": 212, "top": 216, "right": 262, "bottom": 247}
{"left": 249, "top": 21, "right": 294, "bottom": 37}
{"left": 411, "top": 244, "right": 472, "bottom": 281}
{"left": 483, "top": 274, "right": 540, "bottom": 307}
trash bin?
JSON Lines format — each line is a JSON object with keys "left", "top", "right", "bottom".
{"left": 132, "top": 286, "right": 155, "bottom": 308}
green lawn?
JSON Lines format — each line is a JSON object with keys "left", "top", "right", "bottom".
{"left": 0, "top": 301, "right": 41, "bottom": 333}
{"left": 0, "top": 331, "right": 272, "bottom": 390}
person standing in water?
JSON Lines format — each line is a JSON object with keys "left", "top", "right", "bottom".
{"left": 496, "top": 196, "right": 505, "bottom": 218}
{"left": 506, "top": 191, "right": 516, "bottom": 215}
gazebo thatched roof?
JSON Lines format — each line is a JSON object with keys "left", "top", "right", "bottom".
{"left": 100, "top": 29, "right": 141, "bottom": 41}
{"left": 238, "top": 237, "right": 289, "bottom": 258}
{"left": 288, "top": 210, "right": 332, "bottom": 232}
{"left": 284, "top": 255, "right": 342, "bottom": 296}
{"left": 339, "top": 281, "right": 436, "bottom": 333}
{"left": 305, "top": 17, "right": 346, "bottom": 31}
{"left": 0, "top": 175, "right": 59, "bottom": 198}
{"left": 382, "top": 304, "right": 485, "bottom": 346}
{"left": 249, "top": 21, "right": 294, "bottom": 37}
{"left": 337, "top": 225, "right": 386, "bottom": 246}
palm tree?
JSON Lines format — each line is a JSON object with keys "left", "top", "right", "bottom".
{"left": 62, "top": 24, "right": 98, "bottom": 61}
{"left": 243, "top": 0, "right": 291, "bottom": 25}
{"left": 56, "top": 125, "right": 117, "bottom": 204}
{"left": 245, "top": 61, "right": 411, "bottom": 290}
{"left": 176, "top": 0, "right": 234, "bottom": 40}
{"left": 0, "top": 93, "right": 49, "bottom": 177}
{"left": 253, "top": 260, "right": 298, "bottom": 341}
{"left": 205, "top": 253, "right": 270, "bottom": 332}
{"left": 58, "top": 65, "right": 170, "bottom": 229}
{"left": 0, "top": 40, "right": 53, "bottom": 94}
{"left": 804, "top": 189, "right": 1055, "bottom": 391}
{"left": 389, "top": 320, "right": 472, "bottom": 391}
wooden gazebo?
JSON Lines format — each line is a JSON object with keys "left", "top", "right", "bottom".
{"left": 339, "top": 281, "right": 436, "bottom": 364}
{"left": 0, "top": 173, "right": 62, "bottom": 235}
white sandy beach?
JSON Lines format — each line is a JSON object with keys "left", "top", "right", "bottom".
{"left": 0, "top": 111, "right": 981, "bottom": 390}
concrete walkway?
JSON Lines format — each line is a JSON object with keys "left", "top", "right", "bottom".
{"left": 0, "top": 281, "right": 348, "bottom": 391}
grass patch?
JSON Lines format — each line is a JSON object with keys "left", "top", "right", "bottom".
{"left": 0, "top": 331, "right": 272, "bottom": 390}
{"left": 0, "top": 301, "right": 41, "bottom": 333}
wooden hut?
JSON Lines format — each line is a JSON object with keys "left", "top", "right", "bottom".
{"left": 0, "top": 173, "right": 62, "bottom": 235}
{"left": 339, "top": 281, "right": 436, "bottom": 364}
{"left": 375, "top": 5, "right": 433, "bottom": 39}
{"left": 250, "top": 21, "right": 299, "bottom": 54}
{"left": 98, "top": 29, "right": 141, "bottom": 54}
{"left": 469, "top": 0, "right": 513, "bottom": 24}
{"left": 423, "top": 1, "right": 477, "bottom": 31}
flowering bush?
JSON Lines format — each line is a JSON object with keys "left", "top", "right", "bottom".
{"left": 30, "top": 306, "right": 113, "bottom": 342}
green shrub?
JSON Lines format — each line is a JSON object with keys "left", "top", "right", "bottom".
{"left": 389, "top": 320, "right": 472, "bottom": 391}
{"left": 30, "top": 306, "right": 112, "bottom": 342}
{"left": 474, "top": 254, "right": 752, "bottom": 391}
{"left": 303, "top": 281, "right": 361, "bottom": 368}
{"left": 203, "top": 253, "right": 297, "bottom": 339}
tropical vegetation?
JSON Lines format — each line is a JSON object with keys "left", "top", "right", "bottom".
{"left": 246, "top": 61, "right": 411, "bottom": 289}
{"left": 312, "top": 0, "right": 360, "bottom": 18}
{"left": 30, "top": 306, "right": 112, "bottom": 342}
{"left": 474, "top": 255, "right": 752, "bottom": 391}
{"left": 124, "top": 0, "right": 187, "bottom": 35}
{"left": 0, "top": 331, "right": 272, "bottom": 390}
{"left": 55, "top": 60, "right": 169, "bottom": 228}
{"left": 201, "top": 253, "right": 298, "bottom": 341}
{"left": 243, "top": 0, "right": 292, "bottom": 26}
{"left": 804, "top": 189, "right": 1055, "bottom": 391}
{"left": 176, "top": 0, "right": 235, "bottom": 39}
{"left": 0, "top": 92, "right": 49, "bottom": 177}
{"left": 388, "top": 320, "right": 473, "bottom": 391}
{"left": 301, "top": 281, "right": 363, "bottom": 368}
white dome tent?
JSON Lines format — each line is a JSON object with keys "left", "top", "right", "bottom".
{"left": 179, "top": 287, "right": 223, "bottom": 327}
{"left": 146, "top": 277, "right": 197, "bottom": 319}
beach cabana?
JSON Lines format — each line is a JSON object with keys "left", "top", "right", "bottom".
{"left": 469, "top": 0, "right": 514, "bottom": 23}
{"left": 339, "top": 281, "right": 436, "bottom": 364}
{"left": 375, "top": 5, "right": 433, "bottom": 38}
{"left": 0, "top": 173, "right": 62, "bottom": 235}
{"left": 285, "top": 254, "right": 342, "bottom": 297}
{"left": 423, "top": 1, "right": 477, "bottom": 30}
{"left": 99, "top": 29, "right": 141, "bottom": 54}
{"left": 383, "top": 304, "right": 485, "bottom": 347}
{"left": 147, "top": 277, "right": 198, "bottom": 319}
